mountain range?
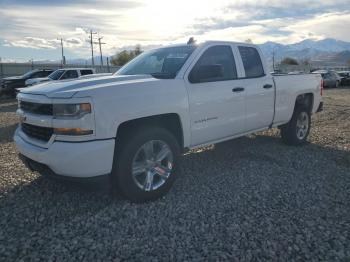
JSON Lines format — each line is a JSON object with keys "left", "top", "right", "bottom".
{"left": 258, "top": 38, "right": 350, "bottom": 68}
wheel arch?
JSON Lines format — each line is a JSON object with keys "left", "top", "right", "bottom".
{"left": 115, "top": 113, "right": 185, "bottom": 150}
{"left": 294, "top": 93, "right": 314, "bottom": 114}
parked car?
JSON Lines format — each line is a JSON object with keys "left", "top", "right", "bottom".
{"left": 0, "top": 69, "right": 53, "bottom": 97}
{"left": 25, "top": 68, "right": 95, "bottom": 86}
{"left": 312, "top": 70, "right": 341, "bottom": 88}
{"left": 337, "top": 71, "right": 350, "bottom": 86}
{"left": 15, "top": 41, "right": 323, "bottom": 202}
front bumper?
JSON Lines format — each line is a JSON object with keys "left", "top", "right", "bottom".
{"left": 19, "top": 154, "right": 110, "bottom": 187}
{"left": 14, "top": 128, "right": 115, "bottom": 178}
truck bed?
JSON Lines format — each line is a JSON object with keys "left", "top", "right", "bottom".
{"left": 272, "top": 73, "right": 322, "bottom": 125}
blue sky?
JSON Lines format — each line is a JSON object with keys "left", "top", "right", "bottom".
{"left": 0, "top": 0, "right": 349, "bottom": 62}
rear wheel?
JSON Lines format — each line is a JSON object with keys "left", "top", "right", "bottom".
{"left": 112, "top": 126, "right": 180, "bottom": 203}
{"left": 280, "top": 106, "right": 311, "bottom": 145}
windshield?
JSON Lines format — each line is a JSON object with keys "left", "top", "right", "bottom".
{"left": 48, "top": 70, "right": 65, "bottom": 80}
{"left": 21, "top": 70, "right": 38, "bottom": 79}
{"left": 116, "top": 45, "right": 196, "bottom": 79}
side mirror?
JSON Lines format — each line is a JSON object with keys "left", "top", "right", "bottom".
{"left": 189, "top": 64, "right": 223, "bottom": 83}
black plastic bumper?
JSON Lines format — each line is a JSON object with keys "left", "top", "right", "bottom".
{"left": 19, "top": 154, "right": 111, "bottom": 189}
{"left": 317, "top": 101, "right": 324, "bottom": 113}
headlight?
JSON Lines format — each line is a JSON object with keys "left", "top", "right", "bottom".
{"left": 53, "top": 103, "right": 91, "bottom": 118}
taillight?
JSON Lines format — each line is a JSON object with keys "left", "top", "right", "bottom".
{"left": 320, "top": 79, "right": 324, "bottom": 96}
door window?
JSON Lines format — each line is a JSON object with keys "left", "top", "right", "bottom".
{"left": 80, "top": 70, "right": 93, "bottom": 76}
{"left": 60, "top": 70, "right": 79, "bottom": 79}
{"left": 35, "top": 71, "right": 51, "bottom": 78}
{"left": 189, "top": 45, "right": 237, "bottom": 83}
{"left": 238, "top": 46, "right": 265, "bottom": 78}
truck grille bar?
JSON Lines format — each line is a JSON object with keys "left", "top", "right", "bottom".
{"left": 21, "top": 123, "right": 53, "bottom": 142}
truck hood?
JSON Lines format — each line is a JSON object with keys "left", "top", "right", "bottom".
{"left": 19, "top": 75, "right": 156, "bottom": 98}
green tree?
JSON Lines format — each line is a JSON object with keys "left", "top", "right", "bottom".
{"left": 111, "top": 45, "right": 143, "bottom": 66}
{"left": 281, "top": 57, "right": 299, "bottom": 65}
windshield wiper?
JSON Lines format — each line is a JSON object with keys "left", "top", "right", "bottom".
{"left": 150, "top": 72, "right": 176, "bottom": 79}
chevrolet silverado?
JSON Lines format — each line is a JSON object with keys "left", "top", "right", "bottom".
{"left": 14, "top": 41, "right": 323, "bottom": 202}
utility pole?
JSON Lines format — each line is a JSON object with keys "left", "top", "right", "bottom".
{"left": 88, "top": 30, "right": 97, "bottom": 67}
{"left": 272, "top": 48, "right": 275, "bottom": 72}
{"left": 57, "top": 38, "right": 65, "bottom": 67}
{"left": 30, "top": 59, "right": 34, "bottom": 70}
{"left": 94, "top": 36, "right": 106, "bottom": 68}
{"left": 107, "top": 57, "right": 110, "bottom": 73}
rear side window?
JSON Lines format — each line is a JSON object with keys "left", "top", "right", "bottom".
{"left": 238, "top": 46, "right": 265, "bottom": 78}
{"left": 189, "top": 45, "right": 237, "bottom": 83}
{"left": 80, "top": 70, "right": 93, "bottom": 76}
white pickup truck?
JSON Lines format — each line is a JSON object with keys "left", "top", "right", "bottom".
{"left": 15, "top": 41, "right": 323, "bottom": 202}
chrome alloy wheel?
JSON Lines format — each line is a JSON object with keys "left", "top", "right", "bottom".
{"left": 131, "top": 140, "right": 174, "bottom": 191}
{"left": 296, "top": 111, "right": 309, "bottom": 140}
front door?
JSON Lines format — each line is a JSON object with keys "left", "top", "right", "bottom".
{"left": 186, "top": 45, "right": 246, "bottom": 146}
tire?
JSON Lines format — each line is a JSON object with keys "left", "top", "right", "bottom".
{"left": 280, "top": 106, "right": 311, "bottom": 146}
{"left": 112, "top": 126, "right": 180, "bottom": 203}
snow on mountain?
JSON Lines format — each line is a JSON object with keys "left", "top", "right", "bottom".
{"left": 259, "top": 38, "right": 350, "bottom": 67}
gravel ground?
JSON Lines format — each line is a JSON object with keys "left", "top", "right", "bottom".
{"left": 0, "top": 89, "right": 349, "bottom": 261}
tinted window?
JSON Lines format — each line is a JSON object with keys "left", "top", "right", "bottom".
{"left": 238, "top": 46, "right": 264, "bottom": 78}
{"left": 60, "top": 70, "right": 79, "bottom": 80}
{"left": 49, "top": 70, "right": 65, "bottom": 80}
{"left": 189, "top": 45, "right": 237, "bottom": 83}
{"left": 80, "top": 70, "right": 93, "bottom": 76}
{"left": 35, "top": 71, "right": 52, "bottom": 78}
{"left": 29, "top": 72, "right": 41, "bottom": 78}
{"left": 323, "top": 73, "right": 330, "bottom": 79}
{"left": 22, "top": 70, "right": 38, "bottom": 79}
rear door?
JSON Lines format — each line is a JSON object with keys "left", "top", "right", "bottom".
{"left": 185, "top": 44, "right": 246, "bottom": 146}
{"left": 236, "top": 45, "right": 275, "bottom": 131}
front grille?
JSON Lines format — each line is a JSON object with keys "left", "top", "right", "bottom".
{"left": 20, "top": 101, "right": 53, "bottom": 115}
{"left": 21, "top": 123, "right": 53, "bottom": 142}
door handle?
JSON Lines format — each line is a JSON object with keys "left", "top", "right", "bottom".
{"left": 263, "top": 84, "right": 273, "bottom": 89}
{"left": 232, "top": 87, "right": 245, "bottom": 92}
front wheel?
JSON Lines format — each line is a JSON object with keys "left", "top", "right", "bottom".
{"left": 280, "top": 106, "right": 311, "bottom": 145}
{"left": 112, "top": 126, "right": 180, "bottom": 203}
